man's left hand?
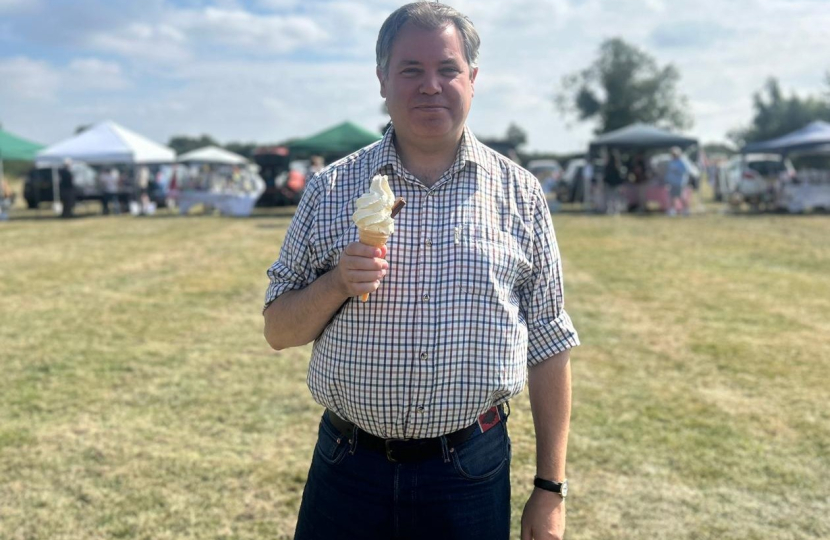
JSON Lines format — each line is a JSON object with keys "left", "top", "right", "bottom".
{"left": 520, "top": 488, "right": 565, "bottom": 540}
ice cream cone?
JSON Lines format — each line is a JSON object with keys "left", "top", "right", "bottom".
{"left": 358, "top": 229, "right": 389, "bottom": 302}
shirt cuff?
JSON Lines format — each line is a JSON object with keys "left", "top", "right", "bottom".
{"left": 262, "top": 276, "right": 306, "bottom": 314}
{"left": 526, "top": 311, "right": 580, "bottom": 366}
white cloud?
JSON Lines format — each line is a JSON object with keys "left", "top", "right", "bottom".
{"left": 0, "top": 0, "right": 36, "bottom": 13}
{"left": 175, "top": 7, "right": 328, "bottom": 55}
{"left": 67, "top": 58, "right": 130, "bottom": 90}
{"left": 0, "top": 56, "right": 61, "bottom": 102}
{"left": 86, "top": 23, "right": 190, "bottom": 65}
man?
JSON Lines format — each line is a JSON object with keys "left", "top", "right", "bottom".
{"left": 626, "top": 151, "right": 650, "bottom": 213}
{"left": 263, "top": 3, "right": 579, "bottom": 539}
{"left": 665, "top": 146, "right": 691, "bottom": 216}
{"left": 581, "top": 158, "right": 594, "bottom": 209}
{"left": 58, "top": 159, "right": 75, "bottom": 218}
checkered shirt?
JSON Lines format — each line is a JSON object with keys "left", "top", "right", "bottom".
{"left": 264, "top": 126, "right": 579, "bottom": 439}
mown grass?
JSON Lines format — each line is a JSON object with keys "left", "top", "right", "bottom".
{"left": 1, "top": 202, "right": 828, "bottom": 539}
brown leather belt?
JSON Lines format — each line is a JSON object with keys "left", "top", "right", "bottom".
{"left": 326, "top": 405, "right": 504, "bottom": 463}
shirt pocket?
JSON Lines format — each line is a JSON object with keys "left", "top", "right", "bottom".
{"left": 453, "top": 225, "right": 523, "bottom": 301}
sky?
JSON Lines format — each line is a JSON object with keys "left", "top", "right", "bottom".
{"left": 1, "top": 0, "right": 829, "bottom": 154}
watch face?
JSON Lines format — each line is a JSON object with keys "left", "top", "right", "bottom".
{"left": 561, "top": 479, "right": 568, "bottom": 498}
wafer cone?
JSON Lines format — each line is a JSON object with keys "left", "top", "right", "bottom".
{"left": 358, "top": 229, "right": 389, "bottom": 302}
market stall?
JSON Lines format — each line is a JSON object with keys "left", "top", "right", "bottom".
{"left": 741, "top": 121, "right": 830, "bottom": 213}
{"left": 36, "top": 121, "right": 176, "bottom": 214}
{"left": 0, "top": 128, "right": 44, "bottom": 219}
{"left": 587, "top": 123, "right": 698, "bottom": 212}
{"left": 175, "top": 146, "right": 264, "bottom": 217}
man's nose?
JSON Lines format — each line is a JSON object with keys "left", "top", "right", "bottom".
{"left": 419, "top": 72, "right": 441, "bottom": 95}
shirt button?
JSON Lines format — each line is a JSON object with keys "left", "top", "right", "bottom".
{"left": 420, "top": 352, "right": 428, "bottom": 361}
{"left": 422, "top": 293, "right": 430, "bottom": 302}
{"left": 425, "top": 239, "right": 432, "bottom": 247}
{"left": 416, "top": 406, "right": 425, "bottom": 413}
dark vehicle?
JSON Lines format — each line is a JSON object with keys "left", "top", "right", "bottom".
{"left": 253, "top": 146, "right": 295, "bottom": 206}
{"left": 23, "top": 163, "right": 101, "bottom": 209}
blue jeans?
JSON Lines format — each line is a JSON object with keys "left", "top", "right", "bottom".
{"left": 294, "top": 410, "right": 511, "bottom": 540}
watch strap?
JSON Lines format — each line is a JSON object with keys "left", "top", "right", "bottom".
{"left": 533, "top": 476, "right": 567, "bottom": 497}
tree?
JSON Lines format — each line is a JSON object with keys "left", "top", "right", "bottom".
{"left": 729, "top": 77, "right": 830, "bottom": 146}
{"left": 556, "top": 38, "right": 692, "bottom": 134}
{"left": 224, "top": 142, "right": 258, "bottom": 159}
{"left": 167, "top": 134, "right": 220, "bottom": 155}
{"left": 505, "top": 123, "right": 527, "bottom": 148}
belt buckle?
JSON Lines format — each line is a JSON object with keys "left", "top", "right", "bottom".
{"left": 384, "top": 438, "right": 409, "bottom": 463}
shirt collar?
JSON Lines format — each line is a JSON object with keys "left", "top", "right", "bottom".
{"left": 368, "top": 124, "right": 495, "bottom": 179}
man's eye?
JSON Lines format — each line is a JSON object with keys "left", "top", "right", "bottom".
{"left": 441, "top": 68, "right": 461, "bottom": 75}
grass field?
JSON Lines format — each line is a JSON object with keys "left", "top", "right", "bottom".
{"left": 1, "top": 195, "right": 829, "bottom": 539}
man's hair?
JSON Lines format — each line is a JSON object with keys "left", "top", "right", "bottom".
{"left": 376, "top": 2, "right": 480, "bottom": 77}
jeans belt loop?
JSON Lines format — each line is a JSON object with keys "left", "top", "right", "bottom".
{"left": 348, "top": 424, "right": 358, "bottom": 455}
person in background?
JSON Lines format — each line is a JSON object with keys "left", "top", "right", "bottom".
{"left": 166, "top": 167, "right": 179, "bottom": 209}
{"left": 581, "top": 158, "right": 594, "bottom": 209}
{"left": 665, "top": 146, "right": 691, "bottom": 216}
{"left": 0, "top": 176, "right": 14, "bottom": 221}
{"left": 309, "top": 155, "right": 325, "bottom": 176}
{"left": 263, "top": 3, "right": 578, "bottom": 539}
{"left": 603, "top": 152, "right": 625, "bottom": 215}
{"left": 100, "top": 168, "right": 119, "bottom": 215}
{"left": 136, "top": 165, "right": 150, "bottom": 214}
{"left": 59, "top": 159, "right": 76, "bottom": 218}
{"left": 628, "top": 151, "right": 649, "bottom": 213}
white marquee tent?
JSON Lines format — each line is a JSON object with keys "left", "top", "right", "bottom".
{"left": 178, "top": 146, "right": 248, "bottom": 165}
{"left": 36, "top": 120, "right": 175, "bottom": 165}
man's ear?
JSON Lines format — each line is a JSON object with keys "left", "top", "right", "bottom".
{"left": 377, "top": 67, "right": 387, "bottom": 98}
{"left": 470, "top": 67, "right": 478, "bottom": 97}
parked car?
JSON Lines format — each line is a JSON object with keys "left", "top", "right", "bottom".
{"left": 718, "top": 154, "right": 795, "bottom": 210}
{"left": 23, "top": 162, "right": 99, "bottom": 209}
{"left": 556, "top": 158, "right": 603, "bottom": 203}
{"left": 527, "top": 159, "right": 563, "bottom": 202}
{"left": 526, "top": 159, "right": 563, "bottom": 182}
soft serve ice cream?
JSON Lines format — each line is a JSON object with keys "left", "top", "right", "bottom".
{"left": 352, "top": 174, "right": 396, "bottom": 235}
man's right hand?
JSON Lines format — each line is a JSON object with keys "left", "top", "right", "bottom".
{"left": 334, "top": 242, "right": 389, "bottom": 299}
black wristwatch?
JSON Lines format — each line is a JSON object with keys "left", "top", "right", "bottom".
{"left": 533, "top": 476, "right": 568, "bottom": 499}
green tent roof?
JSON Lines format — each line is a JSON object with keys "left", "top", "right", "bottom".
{"left": 286, "top": 121, "right": 382, "bottom": 155}
{"left": 0, "top": 128, "right": 44, "bottom": 161}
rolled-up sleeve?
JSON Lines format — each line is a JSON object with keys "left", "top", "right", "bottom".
{"left": 520, "top": 188, "right": 580, "bottom": 366}
{"left": 263, "top": 179, "right": 321, "bottom": 312}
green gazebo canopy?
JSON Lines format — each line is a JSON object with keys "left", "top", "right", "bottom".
{"left": 0, "top": 128, "right": 44, "bottom": 161}
{"left": 286, "top": 121, "right": 382, "bottom": 155}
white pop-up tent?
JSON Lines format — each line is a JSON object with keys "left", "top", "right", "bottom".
{"left": 178, "top": 146, "right": 248, "bottom": 165}
{"left": 36, "top": 120, "right": 175, "bottom": 165}
{"left": 174, "top": 146, "right": 263, "bottom": 217}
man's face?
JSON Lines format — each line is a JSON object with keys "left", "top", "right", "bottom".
{"left": 378, "top": 22, "right": 477, "bottom": 147}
